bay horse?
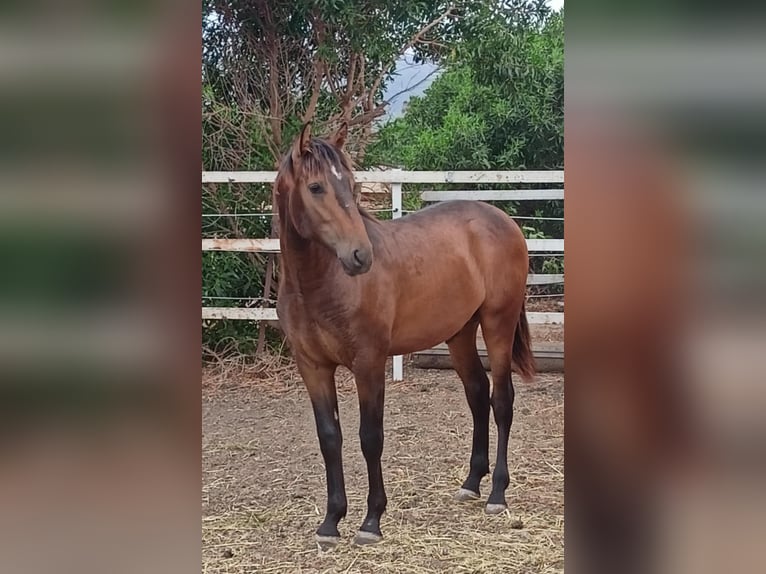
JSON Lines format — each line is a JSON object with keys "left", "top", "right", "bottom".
{"left": 274, "top": 122, "right": 535, "bottom": 547}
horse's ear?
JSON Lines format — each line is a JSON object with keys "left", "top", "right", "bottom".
{"left": 291, "top": 122, "right": 312, "bottom": 166}
{"left": 330, "top": 121, "right": 348, "bottom": 149}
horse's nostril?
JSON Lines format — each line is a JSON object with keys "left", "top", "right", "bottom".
{"left": 353, "top": 249, "right": 364, "bottom": 267}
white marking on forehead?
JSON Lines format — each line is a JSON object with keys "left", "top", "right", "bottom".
{"left": 330, "top": 164, "right": 342, "bottom": 181}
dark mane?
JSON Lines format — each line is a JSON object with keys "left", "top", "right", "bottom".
{"left": 359, "top": 205, "right": 382, "bottom": 227}
{"left": 305, "top": 138, "right": 353, "bottom": 174}
{"left": 278, "top": 137, "right": 354, "bottom": 178}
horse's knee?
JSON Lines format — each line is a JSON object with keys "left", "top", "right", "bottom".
{"left": 359, "top": 422, "right": 383, "bottom": 459}
{"left": 316, "top": 418, "right": 342, "bottom": 455}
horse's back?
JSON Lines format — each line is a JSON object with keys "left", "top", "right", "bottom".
{"left": 393, "top": 200, "right": 524, "bottom": 244}
{"left": 386, "top": 200, "right": 527, "bottom": 275}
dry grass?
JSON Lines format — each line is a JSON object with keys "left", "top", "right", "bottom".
{"left": 203, "top": 361, "right": 563, "bottom": 574}
{"left": 202, "top": 347, "right": 302, "bottom": 392}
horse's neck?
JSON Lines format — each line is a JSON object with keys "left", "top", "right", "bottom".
{"left": 278, "top": 219, "right": 337, "bottom": 292}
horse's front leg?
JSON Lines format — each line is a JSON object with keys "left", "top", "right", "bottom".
{"left": 353, "top": 357, "right": 387, "bottom": 545}
{"left": 296, "top": 358, "right": 347, "bottom": 549}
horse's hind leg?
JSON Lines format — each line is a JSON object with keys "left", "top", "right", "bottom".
{"left": 447, "top": 319, "right": 491, "bottom": 501}
{"left": 479, "top": 308, "right": 519, "bottom": 514}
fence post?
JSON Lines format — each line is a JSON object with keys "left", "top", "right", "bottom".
{"left": 391, "top": 171, "right": 404, "bottom": 381}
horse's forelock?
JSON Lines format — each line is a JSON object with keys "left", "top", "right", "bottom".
{"left": 304, "top": 139, "right": 353, "bottom": 178}
{"left": 277, "top": 137, "right": 353, "bottom": 192}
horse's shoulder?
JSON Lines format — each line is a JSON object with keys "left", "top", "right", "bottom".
{"left": 276, "top": 291, "right": 306, "bottom": 330}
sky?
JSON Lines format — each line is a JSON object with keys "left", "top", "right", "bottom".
{"left": 382, "top": 0, "right": 563, "bottom": 121}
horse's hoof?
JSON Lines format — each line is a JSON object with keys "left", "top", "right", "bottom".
{"left": 485, "top": 503, "right": 509, "bottom": 515}
{"left": 454, "top": 488, "right": 481, "bottom": 502}
{"left": 353, "top": 530, "right": 383, "bottom": 545}
{"left": 315, "top": 534, "right": 341, "bottom": 551}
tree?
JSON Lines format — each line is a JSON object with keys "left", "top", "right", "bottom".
{"left": 202, "top": 0, "right": 477, "bottom": 168}
{"left": 368, "top": 9, "right": 563, "bottom": 171}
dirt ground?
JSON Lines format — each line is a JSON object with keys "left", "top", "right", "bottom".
{"left": 203, "top": 364, "right": 563, "bottom": 574}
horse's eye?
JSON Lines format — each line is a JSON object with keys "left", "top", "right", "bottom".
{"left": 308, "top": 183, "right": 323, "bottom": 195}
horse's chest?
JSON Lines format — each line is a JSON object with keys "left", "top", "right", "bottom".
{"left": 278, "top": 294, "right": 355, "bottom": 364}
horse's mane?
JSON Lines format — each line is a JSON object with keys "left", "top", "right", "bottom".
{"left": 358, "top": 205, "right": 381, "bottom": 225}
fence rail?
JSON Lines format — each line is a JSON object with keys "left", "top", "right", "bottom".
{"left": 202, "top": 307, "right": 564, "bottom": 325}
{"left": 203, "top": 170, "right": 564, "bottom": 184}
{"left": 202, "top": 170, "right": 564, "bottom": 380}
{"left": 202, "top": 238, "right": 564, "bottom": 253}
{"left": 421, "top": 189, "right": 564, "bottom": 201}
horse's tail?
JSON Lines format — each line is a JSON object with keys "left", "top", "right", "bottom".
{"left": 513, "top": 302, "right": 536, "bottom": 382}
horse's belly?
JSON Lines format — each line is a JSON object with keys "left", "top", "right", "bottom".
{"left": 388, "top": 296, "right": 478, "bottom": 355}
{"left": 384, "top": 242, "right": 487, "bottom": 355}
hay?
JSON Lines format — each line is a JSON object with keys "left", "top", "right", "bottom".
{"left": 202, "top": 346, "right": 302, "bottom": 393}
{"left": 203, "top": 361, "right": 563, "bottom": 573}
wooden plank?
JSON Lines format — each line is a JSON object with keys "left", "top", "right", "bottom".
{"left": 419, "top": 341, "right": 562, "bottom": 357}
{"left": 202, "top": 307, "right": 279, "bottom": 321}
{"left": 425, "top": 337, "right": 561, "bottom": 354}
{"left": 412, "top": 351, "right": 564, "bottom": 372}
{"left": 526, "top": 239, "right": 564, "bottom": 252}
{"left": 203, "top": 172, "right": 275, "bottom": 183}
{"left": 202, "top": 238, "right": 280, "bottom": 252}
{"left": 412, "top": 342, "right": 563, "bottom": 372}
{"left": 202, "top": 238, "right": 561, "bottom": 253}
{"left": 527, "top": 312, "right": 564, "bottom": 324}
{"left": 201, "top": 307, "right": 562, "bottom": 325}
{"left": 203, "top": 171, "right": 564, "bottom": 184}
{"left": 359, "top": 171, "right": 564, "bottom": 184}
{"left": 421, "top": 189, "right": 564, "bottom": 202}
{"left": 527, "top": 274, "right": 564, "bottom": 285}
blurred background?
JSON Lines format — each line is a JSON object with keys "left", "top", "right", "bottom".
{"left": 566, "top": 1, "right": 766, "bottom": 573}
{"left": 0, "top": 1, "right": 200, "bottom": 573}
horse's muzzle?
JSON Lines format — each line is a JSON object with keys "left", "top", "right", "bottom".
{"left": 339, "top": 246, "right": 373, "bottom": 276}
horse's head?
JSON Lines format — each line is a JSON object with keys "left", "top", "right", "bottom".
{"left": 277, "top": 122, "right": 373, "bottom": 276}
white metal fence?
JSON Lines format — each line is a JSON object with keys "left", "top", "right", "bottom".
{"left": 202, "top": 170, "right": 564, "bottom": 380}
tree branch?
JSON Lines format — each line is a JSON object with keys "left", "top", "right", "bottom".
{"left": 348, "top": 105, "right": 386, "bottom": 127}
{"left": 302, "top": 60, "right": 323, "bottom": 123}
{"left": 303, "top": 11, "right": 327, "bottom": 123}
{"left": 383, "top": 67, "right": 442, "bottom": 105}
{"left": 370, "top": 4, "right": 456, "bottom": 103}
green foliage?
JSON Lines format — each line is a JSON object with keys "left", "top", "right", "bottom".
{"left": 369, "top": 10, "right": 563, "bottom": 171}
